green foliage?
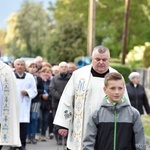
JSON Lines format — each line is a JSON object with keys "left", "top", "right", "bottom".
{"left": 143, "top": 43, "right": 150, "bottom": 68}
{"left": 48, "top": 0, "right": 150, "bottom": 60}
{"left": 96, "top": 1, "right": 124, "bottom": 57}
{"left": 6, "top": 36, "right": 24, "bottom": 58}
{"left": 45, "top": 19, "right": 87, "bottom": 64}
{"left": 110, "top": 58, "right": 121, "bottom": 64}
{"left": 48, "top": 0, "right": 88, "bottom": 28}
{"left": 0, "top": 29, "right": 5, "bottom": 48}
{"left": 44, "top": 0, "right": 88, "bottom": 63}
{"left": 129, "top": 0, "right": 150, "bottom": 49}
{"left": 141, "top": 115, "right": 150, "bottom": 136}
{"left": 49, "top": 0, "right": 149, "bottom": 59}
{"left": 17, "top": 0, "right": 49, "bottom": 57}
{"left": 110, "top": 63, "right": 132, "bottom": 83}
{"left": 95, "top": 0, "right": 150, "bottom": 57}
{"left": 141, "top": 0, "right": 150, "bottom": 21}
{"left": 127, "top": 60, "right": 143, "bottom": 71}
{"left": 141, "top": 115, "right": 150, "bottom": 148}
{"left": 125, "top": 45, "right": 145, "bottom": 70}
{"left": 4, "top": 0, "right": 150, "bottom": 63}
{"left": 6, "top": 0, "right": 50, "bottom": 58}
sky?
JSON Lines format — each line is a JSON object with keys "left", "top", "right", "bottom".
{"left": 0, "top": 0, "right": 55, "bottom": 29}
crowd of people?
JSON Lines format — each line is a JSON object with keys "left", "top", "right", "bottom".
{"left": 0, "top": 45, "right": 150, "bottom": 150}
{"left": 0, "top": 55, "right": 77, "bottom": 150}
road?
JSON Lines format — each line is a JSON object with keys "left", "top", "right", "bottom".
{"left": 2, "top": 136, "right": 150, "bottom": 150}
{"left": 2, "top": 138, "right": 66, "bottom": 150}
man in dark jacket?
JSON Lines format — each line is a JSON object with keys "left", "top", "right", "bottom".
{"left": 49, "top": 61, "right": 71, "bottom": 145}
{"left": 126, "top": 72, "right": 150, "bottom": 115}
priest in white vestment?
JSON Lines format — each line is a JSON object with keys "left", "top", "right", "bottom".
{"left": 0, "top": 61, "right": 21, "bottom": 149}
{"left": 53, "top": 45, "right": 130, "bottom": 150}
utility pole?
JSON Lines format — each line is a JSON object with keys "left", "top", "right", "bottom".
{"left": 87, "top": 0, "right": 96, "bottom": 56}
{"left": 122, "top": 0, "right": 130, "bottom": 64}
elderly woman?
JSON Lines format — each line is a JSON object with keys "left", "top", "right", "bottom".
{"left": 126, "top": 72, "right": 150, "bottom": 115}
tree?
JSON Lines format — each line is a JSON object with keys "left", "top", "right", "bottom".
{"left": 49, "top": 0, "right": 88, "bottom": 28}
{"left": 95, "top": 1, "right": 125, "bottom": 57}
{"left": 5, "top": 0, "right": 50, "bottom": 58}
{"left": 49, "top": 0, "right": 149, "bottom": 59}
{"left": 141, "top": 0, "right": 150, "bottom": 21}
{"left": 128, "top": 0, "right": 150, "bottom": 49}
{"left": 95, "top": 0, "right": 150, "bottom": 58}
{"left": 44, "top": 19, "right": 87, "bottom": 64}
{"left": 45, "top": 0, "right": 88, "bottom": 63}
{"left": 0, "top": 29, "right": 5, "bottom": 48}
{"left": 125, "top": 45, "right": 145, "bottom": 69}
{"left": 5, "top": 13, "right": 22, "bottom": 57}
{"left": 0, "top": 29, "right": 6, "bottom": 56}
{"left": 4, "top": 0, "right": 149, "bottom": 63}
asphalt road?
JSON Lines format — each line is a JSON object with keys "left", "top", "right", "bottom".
{"left": 2, "top": 138, "right": 66, "bottom": 150}
{"left": 2, "top": 136, "right": 150, "bottom": 150}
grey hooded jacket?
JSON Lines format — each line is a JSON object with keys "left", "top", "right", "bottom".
{"left": 83, "top": 97, "right": 146, "bottom": 150}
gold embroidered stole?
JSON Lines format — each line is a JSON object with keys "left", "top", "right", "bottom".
{"left": 73, "top": 75, "right": 91, "bottom": 150}
{"left": 0, "top": 71, "right": 10, "bottom": 143}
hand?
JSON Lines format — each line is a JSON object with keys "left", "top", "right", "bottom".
{"left": 42, "top": 94, "right": 49, "bottom": 100}
{"left": 58, "top": 129, "right": 68, "bottom": 137}
{"left": 21, "top": 90, "right": 28, "bottom": 96}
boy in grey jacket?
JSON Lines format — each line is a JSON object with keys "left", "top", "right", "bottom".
{"left": 83, "top": 72, "right": 146, "bottom": 150}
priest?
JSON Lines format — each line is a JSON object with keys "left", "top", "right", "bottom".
{"left": 0, "top": 61, "right": 21, "bottom": 149}
{"left": 53, "top": 45, "right": 130, "bottom": 150}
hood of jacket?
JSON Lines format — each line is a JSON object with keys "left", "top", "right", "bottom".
{"left": 101, "top": 96, "right": 130, "bottom": 113}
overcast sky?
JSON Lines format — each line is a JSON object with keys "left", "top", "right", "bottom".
{"left": 0, "top": 0, "right": 55, "bottom": 29}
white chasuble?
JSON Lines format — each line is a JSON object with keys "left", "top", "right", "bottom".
{"left": 54, "top": 65, "right": 130, "bottom": 150}
{"left": 0, "top": 61, "right": 21, "bottom": 146}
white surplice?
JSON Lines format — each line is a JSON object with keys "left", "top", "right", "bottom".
{"left": 14, "top": 72, "right": 37, "bottom": 123}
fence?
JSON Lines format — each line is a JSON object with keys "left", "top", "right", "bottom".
{"left": 137, "top": 68, "right": 150, "bottom": 99}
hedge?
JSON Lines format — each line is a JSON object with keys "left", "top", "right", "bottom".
{"left": 110, "top": 63, "right": 132, "bottom": 83}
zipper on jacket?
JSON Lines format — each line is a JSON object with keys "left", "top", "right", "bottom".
{"left": 113, "top": 104, "right": 117, "bottom": 150}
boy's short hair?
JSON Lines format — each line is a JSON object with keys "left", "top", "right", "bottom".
{"left": 104, "top": 72, "right": 123, "bottom": 87}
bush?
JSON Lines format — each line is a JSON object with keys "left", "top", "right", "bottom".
{"left": 110, "top": 63, "right": 132, "bottom": 83}
{"left": 141, "top": 115, "right": 150, "bottom": 136}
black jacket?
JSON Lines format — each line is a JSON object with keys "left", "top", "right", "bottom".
{"left": 126, "top": 82, "right": 150, "bottom": 114}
